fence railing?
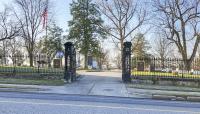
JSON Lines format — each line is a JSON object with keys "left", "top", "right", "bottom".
{"left": 0, "top": 55, "right": 64, "bottom": 80}
{"left": 131, "top": 57, "right": 200, "bottom": 81}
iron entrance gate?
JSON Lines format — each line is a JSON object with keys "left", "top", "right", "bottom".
{"left": 64, "top": 42, "right": 76, "bottom": 82}
{"left": 64, "top": 42, "right": 132, "bottom": 83}
{"left": 122, "top": 42, "right": 132, "bottom": 83}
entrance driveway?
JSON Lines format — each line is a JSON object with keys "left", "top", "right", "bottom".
{"left": 38, "top": 70, "right": 129, "bottom": 97}
{"left": 75, "top": 71, "right": 128, "bottom": 97}
{"left": 0, "top": 70, "right": 134, "bottom": 98}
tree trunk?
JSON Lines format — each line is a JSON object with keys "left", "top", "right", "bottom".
{"left": 48, "top": 56, "right": 52, "bottom": 68}
{"left": 120, "top": 41, "right": 124, "bottom": 70}
{"left": 161, "top": 57, "right": 165, "bottom": 69}
{"left": 84, "top": 54, "right": 88, "bottom": 69}
{"left": 3, "top": 41, "right": 7, "bottom": 65}
{"left": 29, "top": 52, "right": 33, "bottom": 67}
{"left": 48, "top": 60, "right": 51, "bottom": 68}
{"left": 100, "top": 59, "right": 102, "bottom": 70}
{"left": 98, "top": 56, "right": 102, "bottom": 70}
{"left": 184, "top": 59, "right": 192, "bottom": 72}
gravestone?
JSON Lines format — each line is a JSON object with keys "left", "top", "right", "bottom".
{"left": 53, "top": 59, "right": 61, "bottom": 68}
{"left": 137, "top": 62, "right": 144, "bottom": 71}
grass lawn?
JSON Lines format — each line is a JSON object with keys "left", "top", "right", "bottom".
{"left": 0, "top": 66, "right": 64, "bottom": 73}
{"left": 132, "top": 71, "right": 200, "bottom": 79}
{"left": 0, "top": 78, "right": 65, "bottom": 86}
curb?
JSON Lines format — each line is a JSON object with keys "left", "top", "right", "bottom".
{"left": 0, "top": 91, "right": 200, "bottom": 109}
{"left": 152, "top": 94, "right": 200, "bottom": 102}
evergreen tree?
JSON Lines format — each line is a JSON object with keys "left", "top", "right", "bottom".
{"left": 40, "top": 22, "right": 63, "bottom": 67}
{"left": 68, "top": 0, "right": 106, "bottom": 69}
{"left": 132, "top": 33, "right": 151, "bottom": 58}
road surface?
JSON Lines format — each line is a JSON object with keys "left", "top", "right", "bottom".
{"left": 0, "top": 92, "right": 199, "bottom": 114}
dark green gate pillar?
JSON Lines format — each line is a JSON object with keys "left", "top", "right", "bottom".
{"left": 122, "top": 42, "right": 132, "bottom": 83}
{"left": 64, "top": 42, "right": 76, "bottom": 82}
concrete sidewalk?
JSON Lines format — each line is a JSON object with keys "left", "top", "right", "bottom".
{"left": 1, "top": 71, "right": 200, "bottom": 101}
{"left": 0, "top": 71, "right": 129, "bottom": 97}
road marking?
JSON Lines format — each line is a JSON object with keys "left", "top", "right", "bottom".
{"left": 0, "top": 100, "right": 198, "bottom": 113}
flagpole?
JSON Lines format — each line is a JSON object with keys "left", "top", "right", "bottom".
{"left": 45, "top": 23, "right": 47, "bottom": 41}
{"left": 45, "top": 0, "right": 49, "bottom": 67}
{"left": 46, "top": 0, "right": 49, "bottom": 40}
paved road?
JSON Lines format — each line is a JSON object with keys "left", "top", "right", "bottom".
{"left": 0, "top": 92, "right": 199, "bottom": 114}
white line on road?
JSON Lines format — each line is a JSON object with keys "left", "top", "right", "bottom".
{"left": 0, "top": 100, "right": 198, "bottom": 113}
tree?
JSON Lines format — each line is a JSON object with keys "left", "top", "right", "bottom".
{"left": 154, "top": 34, "right": 173, "bottom": 59}
{"left": 101, "top": 49, "right": 110, "bottom": 69}
{"left": 153, "top": 33, "right": 174, "bottom": 68}
{"left": 132, "top": 33, "right": 151, "bottom": 58}
{"left": 0, "top": 7, "right": 20, "bottom": 41}
{"left": 40, "top": 22, "right": 64, "bottom": 67}
{"left": 0, "top": 40, "right": 9, "bottom": 65}
{"left": 14, "top": 0, "right": 48, "bottom": 67}
{"left": 94, "top": 46, "right": 109, "bottom": 69}
{"left": 0, "top": 46, "right": 3, "bottom": 64}
{"left": 113, "top": 53, "right": 122, "bottom": 69}
{"left": 7, "top": 38, "right": 24, "bottom": 66}
{"left": 98, "top": 0, "right": 147, "bottom": 63}
{"left": 154, "top": 0, "right": 200, "bottom": 71}
{"left": 198, "top": 46, "right": 200, "bottom": 57}
{"left": 68, "top": 0, "right": 107, "bottom": 69}
{"left": 0, "top": 38, "right": 24, "bottom": 66}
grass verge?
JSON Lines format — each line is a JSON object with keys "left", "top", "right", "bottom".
{"left": 132, "top": 71, "right": 200, "bottom": 79}
{"left": 126, "top": 83, "right": 200, "bottom": 92}
{"left": 0, "top": 78, "right": 65, "bottom": 86}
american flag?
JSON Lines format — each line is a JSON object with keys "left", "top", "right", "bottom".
{"left": 42, "top": 5, "right": 48, "bottom": 29}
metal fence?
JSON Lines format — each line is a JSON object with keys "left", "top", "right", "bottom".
{"left": 0, "top": 55, "right": 64, "bottom": 80}
{"left": 131, "top": 57, "right": 200, "bottom": 81}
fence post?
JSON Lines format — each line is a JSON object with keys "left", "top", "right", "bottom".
{"left": 122, "top": 42, "right": 132, "bottom": 83}
{"left": 64, "top": 42, "right": 76, "bottom": 82}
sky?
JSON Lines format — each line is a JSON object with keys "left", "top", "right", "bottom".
{"left": 0, "top": 0, "right": 160, "bottom": 60}
{"left": 0, "top": 0, "right": 198, "bottom": 60}
{"left": 50, "top": 0, "right": 72, "bottom": 31}
{"left": 0, "top": 0, "right": 117, "bottom": 59}
{"left": 0, "top": 0, "right": 72, "bottom": 31}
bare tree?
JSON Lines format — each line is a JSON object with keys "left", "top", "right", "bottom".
{"left": 154, "top": 0, "right": 200, "bottom": 71}
{"left": 154, "top": 33, "right": 174, "bottom": 58}
{"left": 98, "top": 0, "right": 147, "bottom": 62}
{"left": 14, "top": 0, "right": 48, "bottom": 67}
{"left": 113, "top": 53, "right": 122, "bottom": 69}
{"left": 99, "top": 49, "right": 110, "bottom": 69}
{"left": 0, "top": 7, "right": 20, "bottom": 41}
{"left": 198, "top": 46, "right": 200, "bottom": 57}
{"left": 153, "top": 33, "right": 174, "bottom": 68}
{"left": 7, "top": 38, "right": 23, "bottom": 66}
{"left": 1, "top": 40, "right": 9, "bottom": 65}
